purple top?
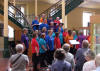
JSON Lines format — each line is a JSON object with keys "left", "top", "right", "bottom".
{"left": 21, "top": 34, "right": 29, "bottom": 48}
{"left": 77, "top": 35, "right": 86, "bottom": 48}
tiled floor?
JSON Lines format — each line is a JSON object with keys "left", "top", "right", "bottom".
{"left": 0, "top": 58, "right": 9, "bottom": 71}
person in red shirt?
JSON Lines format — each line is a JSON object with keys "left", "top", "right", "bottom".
{"left": 31, "top": 33, "right": 39, "bottom": 71}
{"left": 54, "top": 17, "right": 61, "bottom": 28}
{"left": 54, "top": 32, "right": 61, "bottom": 49}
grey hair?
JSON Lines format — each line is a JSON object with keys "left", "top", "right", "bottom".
{"left": 82, "top": 40, "right": 89, "bottom": 48}
{"left": 95, "top": 53, "right": 100, "bottom": 67}
{"left": 84, "top": 49, "right": 95, "bottom": 60}
{"left": 62, "top": 43, "right": 70, "bottom": 53}
{"left": 23, "top": 28, "right": 28, "bottom": 32}
{"left": 16, "top": 44, "right": 24, "bottom": 53}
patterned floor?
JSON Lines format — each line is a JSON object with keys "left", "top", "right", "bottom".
{"left": 0, "top": 58, "right": 49, "bottom": 71}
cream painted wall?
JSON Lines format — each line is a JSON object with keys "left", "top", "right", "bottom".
{"left": 16, "top": 1, "right": 51, "bottom": 15}
{"left": 66, "top": 7, "right": 100, "bottom": 30}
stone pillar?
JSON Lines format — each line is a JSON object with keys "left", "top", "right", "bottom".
{"left": 35, "top": 0, "right": 37, "bottom": 16}
{"left": 65, "top": 15, "right": 68, "bottom": 28}
{"left": 3, "top": 0, "right": 10, "bottom": 58}
{"left": 62, "top": 0, "right": 66, "bottom": 28}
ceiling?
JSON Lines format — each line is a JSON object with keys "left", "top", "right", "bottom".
{"left": 79, "top": 0, "right": 100, "bottom": 9}
{"left": 14, "top": 0, "right": 59, "bottom": 4}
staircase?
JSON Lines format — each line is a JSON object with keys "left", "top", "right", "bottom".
{"left": 39, "top": 0, "right": 84, "bottom": 19}
{"left": 0, "top": 2, "right": 32, "bottom": 29}
{"left": 0, "top": 2, "right": 33, "bottom": 39}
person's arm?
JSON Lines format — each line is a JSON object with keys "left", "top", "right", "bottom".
{"left": 41, "top": 45, "right": 47, "bottom": 51}
{"left": 25, "top": 55, "right": 29, "bottom": 69}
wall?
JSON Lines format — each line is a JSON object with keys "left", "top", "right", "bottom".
{"left": 66, "top": 7, "right": 100, "bottom": 30}
{"left": 16, "top": 1, "right": 52, "bottom": 15}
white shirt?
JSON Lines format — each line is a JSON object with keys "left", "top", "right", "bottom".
{"left": 83, "top": 60, "right": 96, "bottom": 71}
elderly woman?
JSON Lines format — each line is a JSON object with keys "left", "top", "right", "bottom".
{"left": 83, "top": 49, "right": 96, "bottom": 71}
{"left": 62, "top": 43, "right": 75, "bottom": 69}
{"left": 95, "top": 53, "right": 100, "bottom": 71}
{"left": 9, "top": 44, "right": 29, "bottom": 71}
{"left": 75, "top": 40, "right": 90, "bottom": 71}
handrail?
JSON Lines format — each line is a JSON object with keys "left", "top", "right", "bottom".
{"left": 38, "top": 0, "right": 73, "bottom": 18}
{"left": 8, "top": 2, "right": 30, "bottom": 27}
{"left": 38, "top": 0, "right": 61, "bottom": 17}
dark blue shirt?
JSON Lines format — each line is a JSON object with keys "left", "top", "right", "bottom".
{"left": 45, "top": 35, "right": 54, "bottom": 51}
{"left": 51, "top": 60, "right": 72, "bottom": 71}
{"left": 39, "top": 23, "right": 49, "bottom": 30}
{"left": 47, "top": 19, "right": 53, "bottom": 25}
{"left": 32, "top": 20, "right": 39, "bottom": 30}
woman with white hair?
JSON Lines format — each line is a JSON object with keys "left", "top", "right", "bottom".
{"left": 9, "top": 44, "right": 29, "bottom": 71}
{"left": 62, "top": 43, "right": 75, "bottom": 69}
{"left": 83, "top": 49, "right": 96, "bottom": 71}
{"left": 95, "top": 53, "right": 100, "bottom": 71}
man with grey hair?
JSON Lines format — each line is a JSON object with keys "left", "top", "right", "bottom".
{"left": 75, "top": 40, "right": 90, "bottom": 71}
{"left": 21, "top": 28, "right": 29, "bottom": 55}
{"left": 9, "top": 44, "right": 29, "bottom": 71}
{"left": 62, "top": 43, "right": 75, "bottom": 70}
{"left": 95, "top": 53, "right": 100, "bottom": 71}
{"left": 83, "top": 49, "right": 96, "bottom": 71}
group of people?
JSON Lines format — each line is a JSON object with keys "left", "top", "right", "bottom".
{"left": 8, "top": 14, "right": 100, "bottom": 71}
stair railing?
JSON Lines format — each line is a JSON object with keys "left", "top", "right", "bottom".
{"left": 8, "top": 2, "right": 30, "bottom": 27}
{"left": 38, "top": 0, "right": 75, "bottom": 19}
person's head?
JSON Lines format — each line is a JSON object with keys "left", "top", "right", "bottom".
{"left": 82, "top": 40, "right": 89, "bottom": 48}
{"left": 48, "top": 30, "right": 53, "bottom": 36}
{"left": 49, "top": 16, "right": 53, "bottom": 20}
{"left": 64, "top": 28, "right": 67, "bottom": 32}
{"left": 32, "top": 33, "right": 37, "bottom": 38}
{"left": 95, "top": 53, "right": 100, "bottom": 67}
{"left": 42, "top": 27, "right": 47, "bottom": 33}
{"left": 43, "top": 19, "right": 47, "bottom": 24}
{"left": 68, "top": 30, "right": 72, "bottom": 36}
{"left": 55, "top": 32, "right": 59, "bottom": 37}
{"left": 35, "top": 30, "right": 38, "bottom": 35}
{"left": 41, "top": 33, "right": 45, "bottom": 39}
{"left": 62, "top": 43, "right": 70, "bottom": 53}
{"left": 54, "top": 48, "right": 66, "bottom": 60}
{"left": 84, "top": 49, "right": 95, "bottom": 61}
{"left": 72, "top": 31, "right": 76, "bottom": 36}
{"left": 16, "top": 44, "right": 24, "bottom": 53}
{"left": 79, "top": 30, "right": 83, "bottom": 36}
{"left": 42, "top": 14, "right": 46, "bottom": 18}
{"left": 50, "top": 21, "right": 54, "bottom": 26}
{"left": 23, "top": 28, "right": 28, "bottom": 34}
{"left": 56, "top": 17, "right": 60, "bottom": 20}
{"left": 35, "top": 16, "right": 38, "bottom": 20}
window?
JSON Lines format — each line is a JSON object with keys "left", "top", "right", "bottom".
{"left": 83, "top": 12, "right": 92, "bottom": 35}
{"left": 8, "top": 25, "right": 14, "bottom": 38}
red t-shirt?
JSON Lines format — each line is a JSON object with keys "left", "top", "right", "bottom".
{"left": 54, "top": 37, "right": 61, "bottom": 49}
{"left": 31, "top": 38, "right": 39, "bottom": 54}
{"left": 54, "top": 20, "right": 60, "bottom": 27}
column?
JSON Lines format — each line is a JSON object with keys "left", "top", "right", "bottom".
{"left": 3, "top": 0, "right": 10, "bottom": 58}
{"left": 13, "top": 0, "right": 16, "bottom": 6}
{"left": 62, "top": 0, "right": 66, "bottom": 28}
{"left": 35, "top": 0, "right": 37, "bottom": 16}
{"left": 65, "top": 15, "right": 68, "bottom": 28}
